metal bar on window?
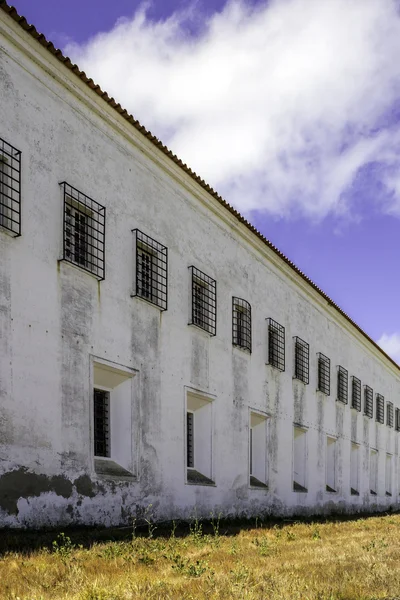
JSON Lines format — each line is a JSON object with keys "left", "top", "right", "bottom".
{"left": 133, "top": 229, "right": 168, "bottom": 310}
{"left": 0, "top": 137, "right": 21, "bottom": 237}
{"left": 293, "top": 337, "right": 309, "bottom": 384}
{"left": 93, "top": 389, "right": 110, "bottom": 457}
{"left": 232, "top": 297, "right": 252, "bottom": 352}
{"left": 317, "top": 353, "right": 330, "bottom": 395}
{"left": 337, "top": 366, "right": 348, "bottom": 404}
{"left": 60, "top": 182, "right": 106, "bottom": 280}
{"left": 187, "top": 412, "right": 194, "bottom": 468}
{"left": 351, "top": 376, "right": 361, "bottom": 411}
{"left": 267, "top": 318, "right": 285, "bottom": 371}
{"left": 188, "top": 266, "right": 217, "bottom": 336}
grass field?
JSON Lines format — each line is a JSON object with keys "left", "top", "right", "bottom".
{"left": 1, "top": 512, "right": 400, "bottom": 600}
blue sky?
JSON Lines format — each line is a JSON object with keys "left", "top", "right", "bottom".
{"left": 10, "top": 0, "right": 400, "bottom": 362}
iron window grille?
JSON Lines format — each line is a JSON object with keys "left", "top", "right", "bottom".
{"left": 0, "top": 137, "right": 21, "bottom": 236}
{"left": 232, "top": 297, "right": 251, "bottom": 352}
{"left": 293, "top": 337, "right": 309, "bottom": 384}
{"left": 364, "top": 385, "right": 373, "bottom": 418}
{"left": 189, "top": 266, "right": 216, "bottom": 336}
{"left": 387, "top": 402, "right": 394, "bottom": 428}
{"left": 376, "top": 394, "right": 384, "bottom": 424}
{"left": 187, "top": 412, "right": 194, "bottom": 468}
{"left": 351, "top": 376, "right": 361, "bottom": 412}
{"left": 60, "top": 182, "right": 106, "bottom": 280}
{"left": 395, "top": 408, "right": 400, "bottom": 432}
{"left": 267, "top": 318, "right": 285, "bottom": 371}
{"left": 317, "top": 353, "right": 330, "bottom": 395}
{"left": 337, "top": 366, "right": 348, "bottom": 404}
{"left": 132, "top": 229, "right": 168, "bottom": 310}
{"left": 93, "top": 389, "right": 110, "bottom": 457}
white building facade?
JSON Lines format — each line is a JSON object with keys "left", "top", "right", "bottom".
{"left": 1, "top": 2, "right": 400, "bottom": 528}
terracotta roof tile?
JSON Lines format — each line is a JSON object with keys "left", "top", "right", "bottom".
{"left": 0, "top": 0, "right": 398, "bottom": 371}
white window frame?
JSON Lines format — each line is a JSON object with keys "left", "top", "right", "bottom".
{"left": 293, "top": 425, "right": 308, "bottom": 492}
{"left": 326, "top": 436, "right": 337, "bottom": 493}
{"left": 249, "top": 409, "right": 269, "bottom": 488}
{"left": 184, "top": 387, "right": 215, "bottom": 485}
{"left": 90, "top": 357, "right": 139, "bottom": 478}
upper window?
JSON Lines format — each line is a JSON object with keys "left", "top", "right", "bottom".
{"left": 0, "top": 137, "right": 21, "bottom": 237}
{"left": 387, "top": 401, "right": 394, "bottom": 428}
{"left": 293, "top": 337, "right": 309, "bottom": 384}
{"left": 376, "top": 393, "right": 384, "bottom": 424}
{"left": 364, "top": 385, "right": 373, "bottom": 419}
{"left": 61, "top": 182, "right": 106, "bottom": 280}
{"left": 267, "top": 318, "right": 285, "bottom": 371}
{"left": 395, "top": 408, "right": 400, "bottom": 432}
{"left": 337, "top": 366, "right": 348, "bottom": 404}
{"left": 351, "top": 376, "right": 361, "bottom": 411}
{"left": 132, "top": 229, "right": 167, "bottom": 310}
{"left": 189, "top": 266, "right": 216, "bottom": 336}
{"left": 232, "top": 298, "right": 251, "bottom": 352}
{"left": 317, "top": 353, "right": 330, "bottom": 395}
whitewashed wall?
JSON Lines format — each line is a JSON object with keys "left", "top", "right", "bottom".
{"left": 0, "top": 9, "right": 399, "bottom": 528}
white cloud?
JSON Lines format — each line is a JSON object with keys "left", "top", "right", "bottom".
{"left": 65, "top": 0, "right": 400, "bottom": 220}
{"left": 377, "top": 333, "right": 400, "bottom": 364}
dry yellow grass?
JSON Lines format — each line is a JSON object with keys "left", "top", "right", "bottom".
{"left": 1, "top": 513, "right": 400, "bottom": 599}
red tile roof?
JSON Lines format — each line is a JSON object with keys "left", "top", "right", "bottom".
{"left": 1, "top": 0, "right": 398, "bottom": 371}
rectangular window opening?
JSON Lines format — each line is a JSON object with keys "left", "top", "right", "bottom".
{"left": 186, "top": 392, "right": 214, "bottom": 485}
{"left": 351, "top": 376, "right": 361, "bottom": 412}
{"left": 386, "top": 453, "right": 392, "bottom": 497}
{"left": 293, "top": 426, "right": 307, "bottom": 492}
{"left": 187, "top": 411, "right": 194, "bottom": 469}
{"left": 350, "top": 443, "right": 360, "bottom": 495}
{"left": 133, "top": 229, "right": 168, "bottom": 310}
{"left": 233, "top": 297, "right": 252, "bottom": 352}
{"left": 337, "top": 366, "right": 348, "bottom": 404}
{"left": 326, "top": 436, "right": 337, "bottom": 493}
{"left": 317, "top": 353, "right": 330, "bottom": 395}
{"left": 189, "top": 267, "right": 216, "bottom": 336}
{"left": 0, "top": 137, "right": 21, "bottom": 237}
{"left": 370, "top": 449, "right": 378, "bottom": 495}
{"left": 395, "top": 408, "right": 400, "bottom": 432}
{"left": 249, "top": 411, "right": 268, "bottom": 488}
{"left": 61, "top": 182, "right": 106, "bottom": 279}
{"left": 387, "top": 402, "right": 394, "bottom": 428}
{"left": 293, "top": 337, "right": 309, "bottom": 384}
{"left": 94, "top": 389, "right": 110, "bottom": 458}
{"left": 364, "top": 386, "right": 373, "bottom": 419}
{"left": 376, "top": 394, "right": 384, "bottom": 424}
{"left": 267, "top": 318, "right": 285, "bottom": 371}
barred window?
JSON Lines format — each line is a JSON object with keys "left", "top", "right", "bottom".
{"left": 351, "top": 376, "right": 361, "bottom": 411}
{"left": 376, "top": 394, "right": 384, "bottom": 424}
{"left": 337, "top": 366, "right": 348, "bottom": 404}
{"left": 364, "top": 385, "right": 373, "bottom": 418}
{"left": 189, "top": 266, "right": 216, "bottom": 336}
{"left": 187, "top": 411, "right": 194, "bottom": 469}
{"left": 93, "top": 389, "right": 110, "bottom": 457}
{"left": 267, "top": 319, "right": 285, "bottom": 371}
{"left": 132, "top": 229, "right": 167, "bottom": 310}
{"left": 0, "top": 137, "right": 21, "bottom": 236}
{"left": 387, "top": 402, "right": 394, "bottom": 428}
{"left": 317, "top": 353, "right": 330, "bottom": 395}
{"left": 395, "top": 408, "right": 400, "bottom": 432}
{"left": 61, "top": 182, "right": 106, "bottom": 279}
{"left": 293, "top": 337, "right": 309, "bottom": 384}
{"left": 232, "top": 298, "right": 251, "bottom": 352}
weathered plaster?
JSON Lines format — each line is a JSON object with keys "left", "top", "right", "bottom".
{"left": 0, "top": 8, "right": 400, "bottom": 528}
